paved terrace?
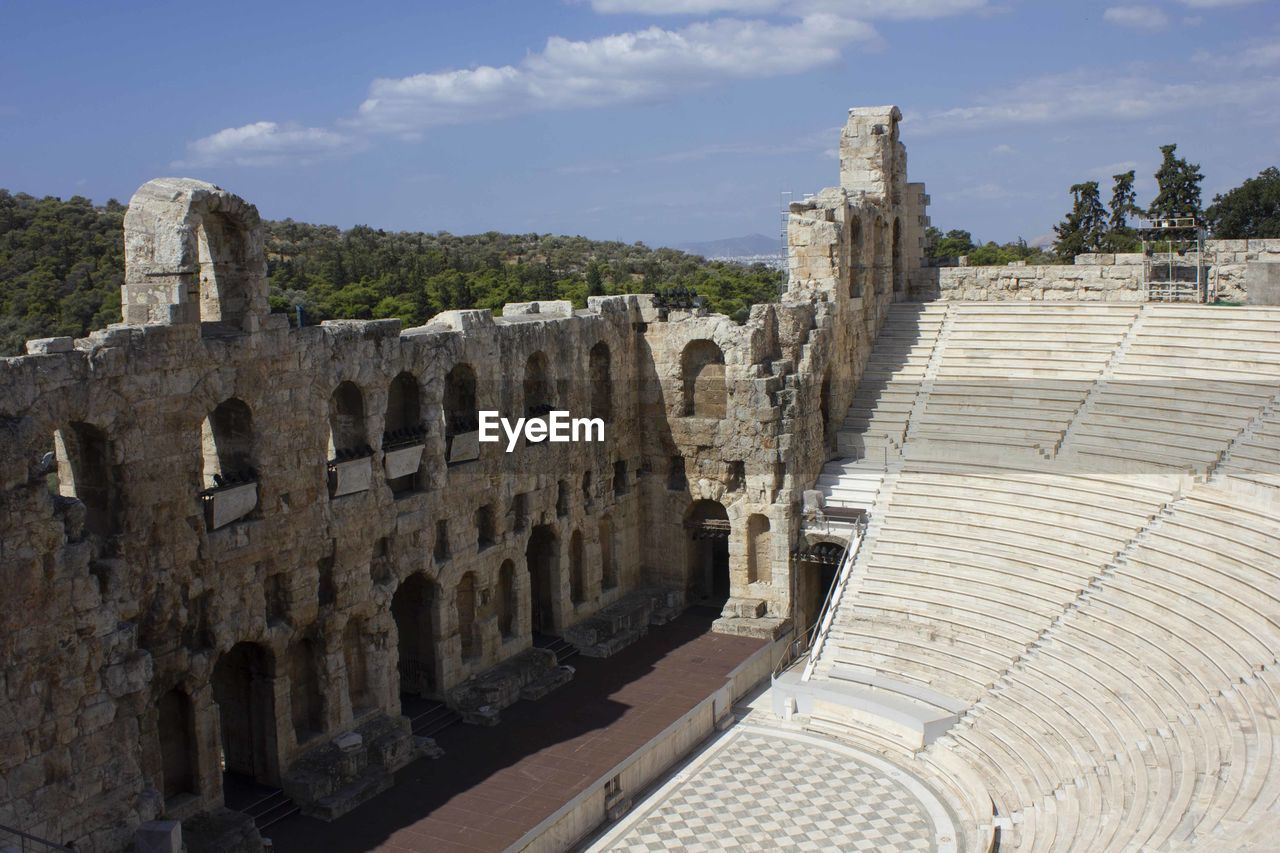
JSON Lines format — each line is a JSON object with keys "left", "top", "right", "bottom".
{"left": 265, "top": 608, "right": 764, "bottom": 852}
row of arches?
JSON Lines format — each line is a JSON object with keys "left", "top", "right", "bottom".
{"left": 842, "top": 214, "right": 905, "bottom": 299}
{"left": 47, "top": 336, "right": 729, "bottom": 542}
{"left": 153, "top": 495, "right": 768, "bottom": 809}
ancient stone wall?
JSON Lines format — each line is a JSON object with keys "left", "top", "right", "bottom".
{"left": 916, "top": 239, "right": 1280, "bottom": 303}
{"left": 0, "top": 105, "right": 921, "bottom": 851}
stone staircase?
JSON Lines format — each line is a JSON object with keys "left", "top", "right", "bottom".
{"left": 836, "top": 302, "right": 950, "bottom": 461}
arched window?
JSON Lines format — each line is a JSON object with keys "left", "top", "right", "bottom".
{"left": 385, "top": 372, "right": 422, "bottom": 436}
{"left": 613, "top": 460, "right": 628, "bottom": 496}
{"left": 457, "top": 573, "right": 478, "bottom": 661}
{"left": 329, "top": 381, "right": 368, "bottom": 457}
{"left": 288, "top": 638, "right": 324, "bottom": 743}
{"left": 523, "top": 351, "right": 554, "bottom": 416}
{"left": 569, "top": 530, "right": 585, "bottom": 606}
{"left": 847, "top": 216, "right": 863, "bottom": 298}
{"left": 747, "top": 514, "right": 772, "bottom": 584}
{"left": 476, "top": 504, "right": 496, "bottom": 550}
{"left": 556, "top": 480, "right": 570, "bottom": 517}
{"left": 344, "top": 619, "right": 371, "bottom": 714}
{"left": 589, "top": 341, "right": 611, "bottom": 421}
{"left": 600, "top": 517, "right": 617, "bottom": 590}
{"left": 443, "top": 363, "right": 477, "bottom": 438}
{"left": 497, "top": 560, "right": 516, "bottom": 639}
{"left": 681, "top": 340, "right": 726, "bottom": 419}
{"left": 201, "top": 398, "right": 255, "bottom": 486}
{"left": 54, "top": 421, "right": 120, "bottom": 545}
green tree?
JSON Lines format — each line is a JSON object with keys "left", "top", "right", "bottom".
{"left": 1104, "top": 170, "right": 1141, "bottom": 252}
{"left": 1054, "top": 181, "right": 1107, "bottom": 260}
{"left": 586, "top": 261, "right": 605, "bottom": 297}
{"left": 1148, "top": 144, "right": 1204, "bottom": 222}
{"left": 1205, "top": 167, "right": 1280, "bottom": 239}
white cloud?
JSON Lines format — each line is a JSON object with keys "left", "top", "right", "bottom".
{"left": 991, "top": 143, "right": 1017, "bottom": 155}
{"left": 910, "top": 67, "right": 1280, "bottom": 135}
{"left": 1176, "top": 0, "right": 1267, "bottom": 6}
{"left": 586, "top": 0, "right": 990, "bottom": 18}
{"left": 177, "top": 121, "right": 353, "bottom": 167}
{"left": 1103, "top": 5, "right": 1169, "bottom": 30}
{"left": 351, "top": 15, "right": 877, "bottom": 133}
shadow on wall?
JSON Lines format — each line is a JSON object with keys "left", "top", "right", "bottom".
{"left": 261, "top": 608, "right": 739, "bottom": 853}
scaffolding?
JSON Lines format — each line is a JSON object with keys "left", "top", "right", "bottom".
{"left": 1139, "top": 216, "right": 1215, "bottom": 303}
{"left": 779, "top": 190, "right": 793, "bottom": 298}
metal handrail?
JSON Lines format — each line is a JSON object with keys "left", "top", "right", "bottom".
{"left": 801, "top": 519, "right": 867, "bottom": 682}
{"left": 0, "top": 824, "right": 74, "bottom": 852}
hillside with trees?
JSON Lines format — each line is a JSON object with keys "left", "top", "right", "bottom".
{"left": 0, "top": 189, "right": 783, "bottom": 357}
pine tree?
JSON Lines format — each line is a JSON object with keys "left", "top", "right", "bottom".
{"left": 1054, "top": 181, "right": 1107, "bottom": 260}
{"left": 1105, "top": 170, "right": 1141, "bottom": 252}
{"left": 1148, "top": 144, "right": 1204, "bottom": 222}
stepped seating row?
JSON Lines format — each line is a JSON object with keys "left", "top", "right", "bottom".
{"left": 912, "top": 305, "right": 1136, "bottom": 452}
{"left": 1067, "top": 308, "right": 1280, "bottom": 472}
{"left": 922, "top": 487, "right": 1280, "bottom": 852}
{"left": 1219, "top": 407, "right": 1280, "bottom": 490}
{"left": 815, "top": 463, "right": 1174, "bottom": 705}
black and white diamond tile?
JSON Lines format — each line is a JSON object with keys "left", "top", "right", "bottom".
{"left": 606, "top": 730, "right": 936, "bottom": 851}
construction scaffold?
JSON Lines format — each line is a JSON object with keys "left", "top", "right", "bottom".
{"left": 1139, "top": 216, "right": 1217, "bottom": 303}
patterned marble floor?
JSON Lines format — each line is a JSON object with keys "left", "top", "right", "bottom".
{"left": 587, "top": 724, "right": 958, "bottom": 853}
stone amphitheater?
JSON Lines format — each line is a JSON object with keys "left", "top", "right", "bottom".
{"left": 1, "top": 106, "right": 1278, "bottom": 853}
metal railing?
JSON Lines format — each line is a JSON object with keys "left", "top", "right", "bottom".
{"left": 0, "top": 824, "right": 74, "bottom": 852}
{"left": 773, "top": 517, "right": 867, "bottom": 682}
{"left": 800, "top": 519, "right": 867, "bottom": 683}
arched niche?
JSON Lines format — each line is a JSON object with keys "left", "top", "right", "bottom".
{"left": 589, "top": 341, "right": 612, "bottom": 422}
{"left": 681, "top": 340, "right": 726, "bottom": 419}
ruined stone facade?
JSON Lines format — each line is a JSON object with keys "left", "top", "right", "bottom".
{"left": 0, "top": 107, "right": 921, "bottom": 851}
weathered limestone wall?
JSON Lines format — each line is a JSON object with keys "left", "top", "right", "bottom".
{"left": 917, "top": 239, "right": 1280, "bottom": 303}
{"left": 0, "top": 104, "right": 924, "bottom": 851}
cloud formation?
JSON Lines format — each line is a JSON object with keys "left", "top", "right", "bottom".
{"left": 1103, "top": 5, "right": 1170, "bottom": 30}
{"left": 910, "top": 66, "right": 1280, "bottom": 135}
{"left": 586, "top": 0, "right": 990, "bottom": 19}
{"left": 177, "top": 122, "right": 353, "bottom": 168}
{"left": 351, "top": 15, "right": 876, "bottom": 134}
{"left": 180, "top": 0, "right": 991, "bottom": 166}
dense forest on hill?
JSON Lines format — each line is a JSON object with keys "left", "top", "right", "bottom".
{"left": 0, "top": 190, "right": 784, "bottom": 357}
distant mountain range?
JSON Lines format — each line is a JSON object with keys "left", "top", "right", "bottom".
{"left": 672, "top": 233, "right": 781, "bottom": 259}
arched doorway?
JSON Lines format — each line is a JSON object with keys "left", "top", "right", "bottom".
{"left": 685, "top": 500, "right": 731, "bottom": 608}
{"left": 158, "top": 687, "right": 197, "bottom": 803}
{"left": 211, "top": 642, "right": 277, "bottom": 791}
{"left": 391, "top": 574, "right": 437, "bottom": 699}
{"left": 526, "top": 525, "right": 559, "bottom": 636}
{"left": 795, "top": 541, "right": 845, "bottom": 632}
{"left": 497, "top": 560, "right": 516, "bottom": 639}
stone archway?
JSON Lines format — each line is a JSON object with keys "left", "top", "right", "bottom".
{"left": 391, "top": 574, "right": 438, "bottom": 699}
{"left": 122, "top": 178, "right": 269, "bottom": 333}
{"left": 526, "top": 525, "right": 559, "bottom": 635}
{"left": 211, "top": 642, "right": 277, "bottom": 790}
{"left": 685, "top": 499, "right": 731, "bottom": 607}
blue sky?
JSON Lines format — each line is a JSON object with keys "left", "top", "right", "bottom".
{"left": 1, "top": 0, "right": 1277, "bottom": 247}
